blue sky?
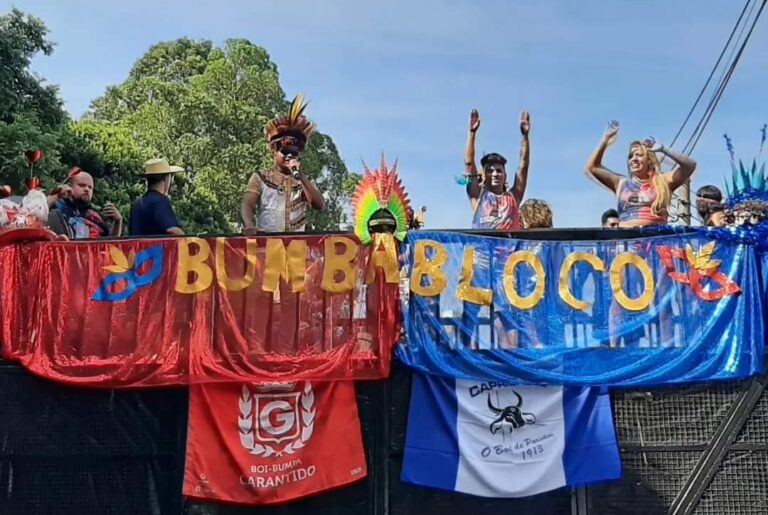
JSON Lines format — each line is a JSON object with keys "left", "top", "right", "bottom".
{"left": 6, "top": 0, "right": 768, "bottom": 228}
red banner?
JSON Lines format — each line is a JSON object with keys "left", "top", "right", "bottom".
{"left": 1, "top": 235, "right": 400, "bottom": 387}
{"left": 0, "top": 244, "right": 23, "bottom": 360}
{"left": 183, "top": 381, "right": 367, "bottom": 505}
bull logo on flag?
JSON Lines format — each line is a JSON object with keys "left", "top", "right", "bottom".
{"left": 487, "top": 390, "right": 537, "bottom": 435}
{"left": 239, "top": 382, "right": 316, "bottom": 458}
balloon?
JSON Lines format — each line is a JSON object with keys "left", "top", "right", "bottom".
{"left": 24, "top": 149, "right": 43, "bottom": 164}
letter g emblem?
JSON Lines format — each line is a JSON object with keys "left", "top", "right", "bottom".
{"left": 259, "top": 401, "right": 295, "bottom": 436}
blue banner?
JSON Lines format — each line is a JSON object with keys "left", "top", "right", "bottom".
{"left": 397, "top": 231, "right": 764, "bottom": 386}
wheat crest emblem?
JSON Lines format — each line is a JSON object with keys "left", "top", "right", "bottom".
{"left": 239, "top": 382, "right": 315, "bottom": 457}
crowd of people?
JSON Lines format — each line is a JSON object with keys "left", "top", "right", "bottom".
{"left": 43, "top": 158, "right": 185, "bottom": 239}
{"left": 462, "top": 109, "right": 729, "bottom": 233}
{"left": 4, "top": 98, "right": 734, "bottom": 242}
{"left": 27, "top": 96, "right": 326, "bottom": 241}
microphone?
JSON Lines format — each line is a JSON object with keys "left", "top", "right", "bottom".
{"left": 285, "top": 151, "right": 300, "bottom": 178}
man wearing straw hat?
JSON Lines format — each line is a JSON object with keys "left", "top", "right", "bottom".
{"left": 128, "top": 158, "right": 184, "bottom": 236}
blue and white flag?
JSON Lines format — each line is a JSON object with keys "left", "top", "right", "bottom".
{"left": 402, "top": 373, "right": 621, "bottom": 498}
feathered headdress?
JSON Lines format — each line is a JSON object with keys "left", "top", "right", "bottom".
{"left": 352, "top": 154, "right": 412, "bottom": 244}
{"left": 264, "top": 94, "right": 316, "bottom": 153}
{"left": 722, "top": 125, "right": 768, "bottom": 225}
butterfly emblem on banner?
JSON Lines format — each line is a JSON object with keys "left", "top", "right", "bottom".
{"left": 657, "top": 241, "right": 742, "bottom": 301}
{"left": 92, "top": 244, "right": 164, "bottom": 301}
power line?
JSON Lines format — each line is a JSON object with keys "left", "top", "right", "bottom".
{"left": 667, "top": 0, "right": 766, "bottom": 223}
{"left": 682, "top": 0, "right": 766, "bottom": 155}
{"left": 666, "top": 0, "right": 754, "bottom": 150}
{"left": 710, "top": 0, "right": 760, "bottom": 104}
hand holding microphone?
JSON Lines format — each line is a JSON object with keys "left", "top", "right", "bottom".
{"left": 286, "top": 155, "right": 302, "bottom": 180}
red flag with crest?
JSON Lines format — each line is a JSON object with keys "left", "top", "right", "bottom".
{"left": 183, "top": 381, "right": 367, "bottom": 505}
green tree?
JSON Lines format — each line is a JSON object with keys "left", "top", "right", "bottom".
{"left": 0, "top": 114, "right": 64, "bottom": 191}
{"left": 87, "top": 38, "right": 358, "bottom": 233}
{"left": 0, "top": 9, "right": 68, "bottom": 191}
{"left": 59, "top": 120, "right": 147, "bottom": 215}
{"left": 0, "top": 8, "right": 64, "bottom": 127}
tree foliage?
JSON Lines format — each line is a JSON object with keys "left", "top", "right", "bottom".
{"left": 0, "top": 8, "right": 64, "bottom": 128}
{"left": 0, "top": 9, "right": 67, "bottom": 192}
{"left": 1, "top": 10, "right": 357, "bottom": 234}
{"left": 85, "top": 38, "right": 358, "bottom": 233}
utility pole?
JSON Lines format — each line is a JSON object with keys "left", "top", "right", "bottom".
{"left": 663, "top": 0, "right": 766, "bottom": 226}
{"left": 679, "top": 180, "right": 691, "bottom": 225}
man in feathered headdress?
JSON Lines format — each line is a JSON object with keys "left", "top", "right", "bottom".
{"left": 241, "top": 95, "right": 325, "bottom": 234}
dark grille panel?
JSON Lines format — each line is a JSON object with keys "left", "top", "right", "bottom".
{"left": 612, "top": 383, "right": 744, "bottom": 447}
{"left": 695, "top": 451, "right": 768, "bottom": 514}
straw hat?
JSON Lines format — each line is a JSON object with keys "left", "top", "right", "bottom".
{"left": 142, "top": 158, "right": 184, "bottom": 175}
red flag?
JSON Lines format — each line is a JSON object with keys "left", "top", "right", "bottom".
{"left": 184, "top": 381, "right": 367, "bottom": 505}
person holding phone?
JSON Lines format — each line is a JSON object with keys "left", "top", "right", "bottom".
{"left": 241, "top": 95, "right": 325, "bottom": 234}
{"left": 47, "top": 167, "right": 122, "bottom": 239}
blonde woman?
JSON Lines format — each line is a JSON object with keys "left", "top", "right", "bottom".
{"left": 585, "top": 121, "right": 696, "bottom": 226}
{"left": 586, "top": 122, "right": 691, "bottom": 347}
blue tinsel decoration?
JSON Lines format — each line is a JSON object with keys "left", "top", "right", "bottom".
{"left": 723, "top": 126, "right": 768, "bottom": 210}
{"left": 635, "top": 222, "right": 768, "bottom": 252}
{"left": 697, "top": 222, "right": 768, "bottom": 252}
